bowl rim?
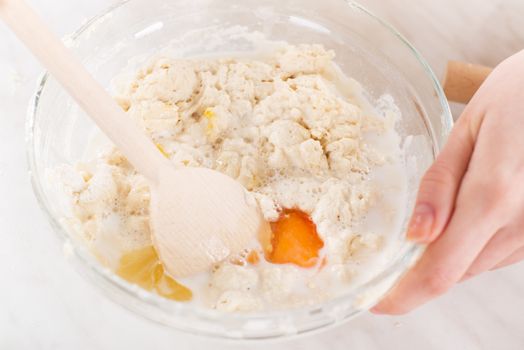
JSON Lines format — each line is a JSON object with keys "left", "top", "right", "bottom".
{"left": 26, "top": 0, "right": 453, "bottom": 337}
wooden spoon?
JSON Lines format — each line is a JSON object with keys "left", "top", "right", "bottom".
{"left": 0, "top": 0, "right": 268, "bottom": 277}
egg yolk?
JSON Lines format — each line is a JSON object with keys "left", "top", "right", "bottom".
{"left": 265, "top": 209, "right": 324, "bottom": 268}
{"left": 117, "top": 245, "right": 192, "bottom": 301}
{"left": 246, "top": 250, "right": 260, "bottom": 265}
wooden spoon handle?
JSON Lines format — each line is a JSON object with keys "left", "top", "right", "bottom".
{"left": 443, "top": 61, "right": 493, "bottom": 104}
{"left": 0, "top": 0, "right": 167, "bottom": 183}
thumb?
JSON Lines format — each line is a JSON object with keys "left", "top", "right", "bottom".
{"left": 407, "top": 113, "right": 477, "bottom": 243}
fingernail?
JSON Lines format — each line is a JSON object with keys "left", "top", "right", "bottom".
{"left": 406, "top": 204, "right": 434, "bottom": 242}
{"left": 370, "top": 306, "right": 384, "bottom": 314}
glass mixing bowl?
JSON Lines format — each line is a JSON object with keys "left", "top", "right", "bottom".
{"left": 27, "top": 0, "right": 452, "bottom": 340}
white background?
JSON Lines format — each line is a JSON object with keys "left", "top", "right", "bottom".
{"left": 1, "top": 1, "right": 523, "bottom": 349}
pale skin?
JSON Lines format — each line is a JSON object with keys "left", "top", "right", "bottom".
{"left": 372, "top": 49, "right": 524, "bottom": 314}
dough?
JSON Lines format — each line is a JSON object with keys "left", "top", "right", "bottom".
{"left": 56, "top": 44, "right": 406, "bottom": 311}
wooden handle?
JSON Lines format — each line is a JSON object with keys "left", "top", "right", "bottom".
{"left": 443, "top": 61, "right": 493, "bottom": 104}
{"left": 0, "top": 0, "right": 167, "bottom": 182}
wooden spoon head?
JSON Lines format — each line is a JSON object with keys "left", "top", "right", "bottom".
{"left": 150, "top": 166, "right": 269, "bottom": 278}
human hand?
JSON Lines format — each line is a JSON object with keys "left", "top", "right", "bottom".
{"left": 372, "top": 50, "right": 524, "bottom": 314}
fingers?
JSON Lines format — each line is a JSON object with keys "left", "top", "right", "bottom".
{"left": 460, "top": 226, "right": 524, "bottom": 281}
{"left": 492, "top": 245, "right": 524, "bottom": 270}
{"left": 372, "top": 110, "right": 482, "bottom": 314}
{"left": 372, "top": 51, "right": 524, "bottom": 315}
{"left": 372, "top": 179, "right": 497, "bottom": 314}
{"left": 407, "top": 114, "right": 476, "bottom": 243}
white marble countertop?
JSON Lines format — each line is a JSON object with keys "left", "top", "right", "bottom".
{"left": 1, "top": 1, "right": 523, "bottom": 349}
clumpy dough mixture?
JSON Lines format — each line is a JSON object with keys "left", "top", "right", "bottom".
{"left": 57, "top": 44, "right": 407, "bottom": 311}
